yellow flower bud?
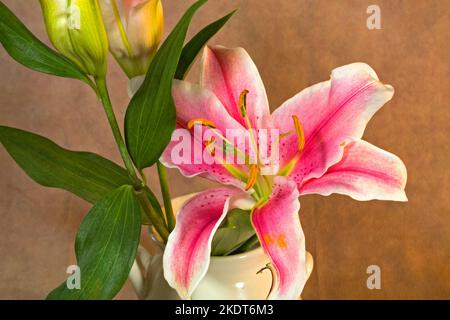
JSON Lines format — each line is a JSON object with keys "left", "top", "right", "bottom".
{"left": 39, "top": 0, "right": 109, "bottom": 77}
{"left": 100, "top": 0, "right": 164, "bottom": 78}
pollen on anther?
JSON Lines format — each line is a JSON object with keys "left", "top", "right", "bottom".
{"left": 245, "top": 164, "right": 259, "bottom": 191}
{"left": 239, "top": 89, "right": 250, "bottom": 117}
{"left": 187, "top": 118, "right": 217, "bottom": 130}
{"left": 292, "top": 115, "right": 305, "bottom": 152}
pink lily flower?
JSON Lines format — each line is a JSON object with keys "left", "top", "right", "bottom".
{"left": 162, "top": 46, "right": 407, "bottom": 299}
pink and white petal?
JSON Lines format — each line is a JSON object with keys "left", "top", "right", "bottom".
{"left": 251, "top": 176, "right": 307, "bottom": 300}
{"left": 159, "top": 80, "right": 250, "bottom": 188}
{"left": 272, "top": 63, "right": 394, "bottom": 185}
{"left": 273, "top": 80, "right": 333, "bottom": 169}
{"left": 172, "top": 79, "right": 246, "bottom": 134}
{"left": 160, "top": 126, "right": 246, "bottom": 189}
{"left": 300, "top": 140, "right": 408, "bottom": 201}
{"left": 163, "top": 188, "right": 243, "bottom": 299}
{"left": 201, "top": 45, "right": 271, "bottom": 129}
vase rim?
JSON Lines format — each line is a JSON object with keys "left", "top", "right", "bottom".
{"left": 209, "top": 246, "right": 265, "bottom": 263}
{"left": 150, "top": 231, "right": 265, "bottom": 263}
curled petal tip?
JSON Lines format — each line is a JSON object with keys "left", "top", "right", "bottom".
{"left": 300, "top": 140, "right": 408, "bottom": 202}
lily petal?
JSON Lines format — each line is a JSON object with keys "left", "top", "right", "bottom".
{"left": 124, "top": 0, "right": 163, "bottom": 56}
{"left": 202, "top": 46, "right": 271, "bottom": 129}
{"left": 163, "top": 188, "right": 242, "bottom": 299}
{"left": 252, "top": 176, "right": 307, "bottom": 299}
{"left": 300, "top": 140, "right": 408, "bottom": 201}
{"left": 171, "top": 79, "right": 247, "bottom": 133}
{"left": 123, "top": 0, "right": 148, "bottom": 16}
{"left": 160, "top": 80, "right": 249, "bottom": 188}
{"left": 272, "top": 63, "right": 394, "bottom": 185}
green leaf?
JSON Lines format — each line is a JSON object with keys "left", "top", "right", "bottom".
{"left": 125, "top": 0, "right": 207, "bottom": 169}
{"left": 175, "top": 9, "right": 236, "bottom": 80}
{"left": 47, "top": 185, "right": 141, "bottom": 300}
{"left": 0, "top": 1, "right": 90, "bottom": 84}
{"left": 0, "top": 126, "right": 131, "bottom": 204}
{"left": 211, "top": 209, "right": 256, "bottom": 256}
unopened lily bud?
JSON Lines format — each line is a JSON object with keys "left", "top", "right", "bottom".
{"left": 39, "top": 0, "right": 109, "bottom": 77}
{"left": 100, "top": 0, "right": 163, "bottom": 78}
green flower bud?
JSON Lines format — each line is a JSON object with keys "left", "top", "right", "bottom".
{"left": 39, "top": 0, "right": 109, "bottom": 77}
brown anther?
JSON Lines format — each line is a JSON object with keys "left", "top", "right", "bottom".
{"left": 187, "top": 118, "right": 217, "bottom": 130}
{"left": 245, "top": 164, "right": 259, "bottom": 191}
{"left": 292, "top": 115, "right": 305, "bottom": 152}
{"left": 239, "top": 89, "right": 250, "bottom": 117}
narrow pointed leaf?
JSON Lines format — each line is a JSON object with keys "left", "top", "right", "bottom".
{"left": 0, "top": 126, "right": 131, "bottom": 204}
{"left": 47, "top": 185, "right": 141, "bottom": 300}
{"left": 175, "top": 9, "right": 236, "bottom": 80}
{"left": 0, "top": 1, "right": 90, "bottom": 83}
{"left": 211, "top": 208, "right": 255, "bottom": 256}
{"left": 125, "top": 0, "right": 207, "bottom": 169}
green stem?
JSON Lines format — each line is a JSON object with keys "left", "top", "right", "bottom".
{"left": 137, "top": 189, "right": 169, "bottom": 242}
{"left": 94, "top": 77, "right": 170, "bottom": 241}
{"left": 95, "top": 77, "right": 140, "bottom": 187}
{"left": 157, "top": 161, "right": 176, "bottom": 231}
{"left": 138, "top": 169, "right": 148, "bottom": 186}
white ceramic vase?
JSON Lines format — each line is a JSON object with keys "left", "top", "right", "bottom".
{"left": 128, "top": 193, "right": 314, "bottom": 300}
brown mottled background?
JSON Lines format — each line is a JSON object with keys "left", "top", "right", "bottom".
{"left": 0, "top": 0, "right": 449, "bottom": 299}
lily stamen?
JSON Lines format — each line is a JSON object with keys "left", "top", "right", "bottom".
{"left": 279, "top": 130, "right": 294, "bottom": 140}
{"left": 276, "top": 116, "right": 306, "bottom": 176}
{"left": 238, "top": 89, "right": 260, "bottom": 166}
{"left": 245, "top": 164, "right": 259, "bottom": 191}
{"left": 188, "top": 117, "right": 248, "bottom": 163}
{"left": 188, "top": 117, "right": 253, "bottom": 185}
{"left": 239, "top": 89, "right": 250, "bottom": 117}
{"left": 187, "top": 118, "right": 217, "bottom": 129}
{"left": 205, "top": 136, "right": 216, "bottom": 156}
{"left": 292, "top": 115, "right": 305, "bottom": 152}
